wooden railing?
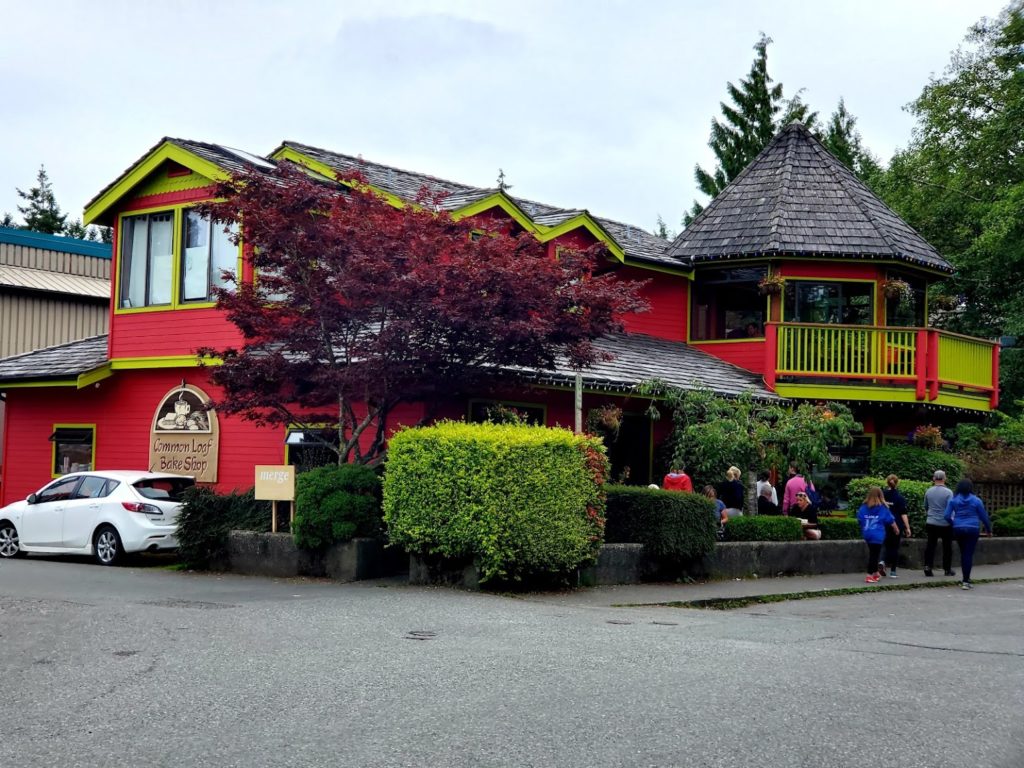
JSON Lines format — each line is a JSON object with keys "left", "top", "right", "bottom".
{"left": 765, "top": 322, "right": 999, "bottom": 406}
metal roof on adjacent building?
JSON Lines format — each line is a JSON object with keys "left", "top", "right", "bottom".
{"left": 0, "top": 263, "right": 109, "bottom": 299}
{"left": 668, "top": 123, "right": 953, "bottom": 273}
{"left": 0, "top": 226, "right": 112, "bottom": 259}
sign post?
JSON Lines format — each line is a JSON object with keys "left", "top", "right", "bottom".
{"left": 254, "top": 465, "right": 296, "bottom": 533}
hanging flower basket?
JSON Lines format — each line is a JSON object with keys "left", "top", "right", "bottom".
{"left": 882, "top": 278, "right": 913, "bottom": 304}
{"left": 758, "top": 274, "right": 785, "bottom": 296}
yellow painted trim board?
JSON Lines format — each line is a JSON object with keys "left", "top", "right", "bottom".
{"left": 535, "top": 214, "right": 626, "bottom": 262}
{"left": 452, "top": 193, "right": 542, "bottom": 236}
{"left": 85, "top": 142, "right": 230, "bottom": 226}
{"left": 622, "top": 258, "right": 693, "bottom": 278}
{"left": 50, "top": 423, "right": 97, "bottom": 478}
{"left": 109, "top": 355, "right": 216, "bottom": 370}
{"left": 773, "top": 383, "right": 992, "bottom": 412}
{"left": 0, "top": 379, "right": 78, "bottom": 389}
{"left": 270, "top": 146, "right": 406, "bottom": 209}
{"left": 76, "top": 365, "right": 113, "bottom": 389}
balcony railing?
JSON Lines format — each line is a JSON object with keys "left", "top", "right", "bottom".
{"left": 764, "top": 322, "right": 998, "bottom": 407}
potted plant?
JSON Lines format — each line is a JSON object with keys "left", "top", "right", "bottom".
{"left": 881, "top": 277, "right": 913, "bottom": 304}
{"left": 758, "top": 274, "right": 785, "bottom": 296}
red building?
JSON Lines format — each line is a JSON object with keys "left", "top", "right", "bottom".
{"left": 0, "top": 125, "right": 999, "bottom": 505}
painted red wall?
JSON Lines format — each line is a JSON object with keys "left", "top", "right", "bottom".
{"left": 691, "top": 340, "right": 766, "bottom": 375}
{"left": 617, "top": 267, "right": 687, "bottom": 342}
{"left": 110, "top": 308, "right": 244, "bottom": 359}
{"left": 0, "top": 370, "right": 425, "bottom": 506}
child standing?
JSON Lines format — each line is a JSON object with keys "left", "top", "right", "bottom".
{"left": 856, "top": 486, "right": 899, "bottom": 584}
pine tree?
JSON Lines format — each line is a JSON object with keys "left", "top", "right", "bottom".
{"left": 821, "top": 98, "right": 881, "bottom": 181}
{"left": 17, "top": 165, "right": 66, "bottom": 235}
{"left": 685, "top": 35, "right": 818, "bottom": 225}
{"left": 1, "top": 212, "right": 16, "bottom": 228}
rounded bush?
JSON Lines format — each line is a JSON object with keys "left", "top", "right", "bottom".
{"left": 604, "top": 485, "right": 716, "bottom": 560}
{"left": 383, "top": 421, "right": 607, "bottom": 585}
{"left": 992, "top": 506, "right": 1024, "bottom": 537}
{"left": 869, "top": 444, "right": 963, "bottom": 485}
{"left": 176, "top": 487, "right": 271, "bottom": 568}
{"left": 292, "top": 464, "right": 382, "bottom": 550}
{"left": 725, "top": 516, "right": 803, "bottom": 542}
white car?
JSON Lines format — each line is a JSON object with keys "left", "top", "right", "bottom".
{"left": 0, "top": 470, "right": 194, "bottom": 565}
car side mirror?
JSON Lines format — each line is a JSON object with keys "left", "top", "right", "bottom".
{"left": 26, "top": 493, "right": 38, "bottom": 504}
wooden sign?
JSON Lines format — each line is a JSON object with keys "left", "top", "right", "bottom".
{"left": 149, "top": 383, "right": 219, "bottom": 482}
{"left": 254, "top": 465, "right": 296, "bottom": 501}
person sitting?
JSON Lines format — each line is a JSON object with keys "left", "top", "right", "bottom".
{"left": 703, "top": 485, "right": 729, "bottom": 539}
{"left": 757, "top": 485, "right": 780, "bottom": 515}
{"left": 662, "top": 465, "right": 693, "bottom": 492}
{"left": 756, "top": 471, "right": 778, "bottom": 507}
{"left": 792, "top": 491, "right": 822, "bottom": 540}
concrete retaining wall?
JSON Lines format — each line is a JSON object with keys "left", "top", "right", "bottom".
{"left": 226, "top": 532, "right": 406, "bottom": 581}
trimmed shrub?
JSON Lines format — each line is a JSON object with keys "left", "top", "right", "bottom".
{"left": 726, "top": 516, "right": 803, "bottom": 542}
{"left": 383, "top": 421, "right": 607, "bottom": 585}
{"left": 292, "top": 465, "right": 382, "bottom": 550}
{"left": 869, "top": 444, "right": 963, "bottom": 485}
{"left": 846, "top": 477, "right": 930, "bottom": 537}
{"left": 816, "top": 517, "right": 862, "bottom": 540}
{"left": 992, "top": 506, "right": 1024, "bottom": 537}
{"left": 176, "top": 487, "right": 271, "bottom": 568}
{"left": 604, "top": 485, "right": 717, "bottom": 560}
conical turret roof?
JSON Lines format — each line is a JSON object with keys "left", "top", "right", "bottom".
{"left": 669, "top": 123, "right": 951, "bottom": 272}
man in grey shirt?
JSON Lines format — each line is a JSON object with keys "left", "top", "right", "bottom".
{"left": 923, "top": 470, "right": 956, "bottom": 577}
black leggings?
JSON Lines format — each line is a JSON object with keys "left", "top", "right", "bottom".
{"left": 866, "top": 542, "right": 883, "bottom": 575}
{"left": 924, "top": 524, "right": 953, "bottom": 572}
{"left": 883, "top": 530, "right": 902, "bottom": 570}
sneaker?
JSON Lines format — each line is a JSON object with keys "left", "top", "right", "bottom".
{"left": 865, "top": 574, "right": 880, "bottom": 583}
{"left": 888, "top": 570, "right": 899, "bottom": 578}
{"left": 924, "top": 569, "right": 934, "bottom": 577}
{"left": 945, "top": 570, "right": 957, "bottom": 577}
{"left": 961, "top": 582, "right": 971, "bottom": 590}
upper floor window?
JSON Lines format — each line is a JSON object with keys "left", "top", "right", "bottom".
{"left": 119, "top": 209, "right": 236, "bottom": 309}
{"left": 784, "top": 281, "right": 874, "bottom": 325}
{"left": 884, "top": 272, "right": 926, "bottom": 327}
{"left": 690, "top": 266, "right": 767, "bottom": 341}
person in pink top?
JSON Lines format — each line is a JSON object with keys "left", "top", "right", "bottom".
{"left": 782, "top": 463, "right": 808, "bottom": 516}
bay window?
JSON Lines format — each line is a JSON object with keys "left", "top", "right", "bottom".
{"left": 690, "top": 266, "right": 767, "bottom": 341}
{"left": 119, "top": 209, "right": 237, "bottom": 309}
{"left": 784, "top": 281, "right": 874, "bottom": 325}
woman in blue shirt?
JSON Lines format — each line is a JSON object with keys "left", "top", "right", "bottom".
{"left": 857, "top": 486, "right": 898, "bottom": 584}
{"left": 944, "top": 479, "right": 993, "bottom": 590}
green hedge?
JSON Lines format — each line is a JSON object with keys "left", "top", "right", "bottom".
{"left": 726, "top": 516, "right": 803, "bottom": 542}
{"left": 992, "top": 506, "right": 1024, "bottom": 537}
{"left": 846, "top": 477, "right": 930, "bottom": 537}
{"left": 604, "top": 485, "right": 717, "bottom": 560}
{"left": 383, "top": 421, "right": 607, "bottom": 585}
{"left": 816, "top": 517, "right": 862, "bottom": 540}
{"left": 869, "top": 444, "right": 964, "bottom": 485}
{"left": 176, "top": 487, "right": 271, "bottom": 568}
{"left": 292, "top": 465, "right": 382, "bottom": 550}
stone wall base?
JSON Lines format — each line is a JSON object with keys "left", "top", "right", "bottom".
{"left": 226, "top": 531, "right": 405, "bottom": 581}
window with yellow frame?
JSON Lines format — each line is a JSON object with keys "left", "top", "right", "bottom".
{"left": 49, "top": 425, "right": 95, "bottom": 476}
{"left": 118, "top": 207, "right": 239, "bottom": 310}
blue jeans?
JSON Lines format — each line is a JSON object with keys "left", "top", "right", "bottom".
{"left": 954, "top": 529, "right": 980, "bottom": 582}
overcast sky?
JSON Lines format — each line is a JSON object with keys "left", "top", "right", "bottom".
{"left": 0, "top": 0, "right": 1007, "bottom": 236}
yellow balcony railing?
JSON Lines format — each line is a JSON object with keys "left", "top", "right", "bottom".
{"left": 775, "top": 323, "right": 918, "bottom": 380}
{"left": 765, "top": 322, "right": 999, "bottom": 408}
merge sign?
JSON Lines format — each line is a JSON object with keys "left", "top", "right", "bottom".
{"left": 254, "top": 465, "right": 296, "bottom": 501}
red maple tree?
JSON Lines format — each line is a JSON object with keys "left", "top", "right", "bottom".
{"left": 197, "top": 164, "right": 647, "bottom": 464}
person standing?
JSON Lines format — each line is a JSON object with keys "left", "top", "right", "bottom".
{"left": 720, "top": 466, "right": 746, "bottom": 518}
{"left": 944, "top": 479, "right": 993, "bottom": 590}
{"left": 923, "top": 470, "right": 956, "bottom": 577}
{"left": 857, "top": 486, "right": 899, "bottom": 584}
{"left": 782, "top": 463, "right": 808, "bottom": 516}
{"left": 881, "top": 474, "right": 911, "bottom": 577}
{"left": 662, "top": 465, "right": 693, "bottom": 493}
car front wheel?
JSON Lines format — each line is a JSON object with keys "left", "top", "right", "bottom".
{"left": 0, "top": 521, "right": 24, "bottom": 558}
{"left": 93, "top": 525, "right": 123, "bottom": 566}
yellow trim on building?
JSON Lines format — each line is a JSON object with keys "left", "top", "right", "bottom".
{"left": 109, "top": 355, "right": 216, "bottom": 370}
{"left": 773, "top": 383, "right": 992, "bottom": 412}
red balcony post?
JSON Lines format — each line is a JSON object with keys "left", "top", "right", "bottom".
{"left": 928, "top": 330, "right": 940, "bottom": 400}
{"left": 915, "top": 329, "right": 928, "bottom": 400}
{"left": 990, "top": 342, "right": 1000, "bottom": 409}
{"left": 764, "top": 322, "right": 777, "bottom": 391}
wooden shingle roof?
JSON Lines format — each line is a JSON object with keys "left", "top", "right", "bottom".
{"left": 668, "top": 123, "right": 952, "bottom": 273}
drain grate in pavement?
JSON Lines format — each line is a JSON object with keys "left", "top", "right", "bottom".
{"left": 405, "top": 630, "right": 436, "bottom": 641}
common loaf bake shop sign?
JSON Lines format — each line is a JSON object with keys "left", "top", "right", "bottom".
{"left": 149, "top": 382, "right": 219, "bottom": 482}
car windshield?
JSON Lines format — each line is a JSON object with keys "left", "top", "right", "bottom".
{"left": 133, "top": 477, "right": 195, "bottom": 502}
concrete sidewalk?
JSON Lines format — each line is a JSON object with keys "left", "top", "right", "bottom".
{"left": 532, "top": 558, "right": 1024, "bottom": 607}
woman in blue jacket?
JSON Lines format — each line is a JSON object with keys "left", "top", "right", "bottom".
{"left": 944, "top": 479, "right": 993, "bottom": 590}
{"left": 856, "top": 486, "right": 898, "bottom": 584}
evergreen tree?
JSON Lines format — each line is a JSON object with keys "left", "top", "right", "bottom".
{"left": 1, "top": 212, "right": 16, "bottom": 228}
{"left": 821, "top": 98, "right": 881, "bottom": 181}
{"left": 17, "top": 165, "right": 66, "bottom": 235}
{"left": 63, "top": 218, "right": 91, "bottom": 240}
{"left": 654, "top": 215, "right": 672, "bottom": 240}
{"left": 686, "top": 35, "right": 809, "bottom": 224}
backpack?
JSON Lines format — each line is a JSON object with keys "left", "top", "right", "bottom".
{"left": 805, "top": 482, "right": 822, "bottom": 508}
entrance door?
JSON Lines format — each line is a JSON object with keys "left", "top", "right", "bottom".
{"left": 21, "top": 476, "right": 81, "bottom": 547}
{"left": 605, "top": 413, "right": 653, "bottom": 485}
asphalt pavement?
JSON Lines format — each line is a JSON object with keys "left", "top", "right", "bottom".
{"left": 1, "top": 556, "right": 1022, "bottom": 768}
